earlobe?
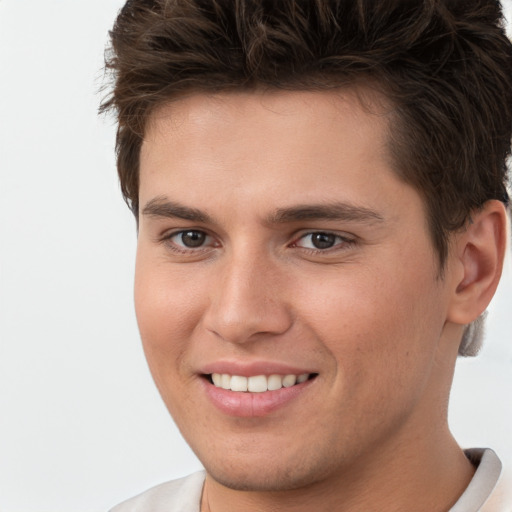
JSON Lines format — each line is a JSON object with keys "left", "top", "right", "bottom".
{"left": 447, "top": 200, "right": 508, "bottom": 326}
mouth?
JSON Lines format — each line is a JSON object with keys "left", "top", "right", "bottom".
{"left": 204, "top": 372, "right": 318, "bottom": 392}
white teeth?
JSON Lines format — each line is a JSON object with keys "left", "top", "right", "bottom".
{"left": 210, "top": 373, "right": 311, "bottom": 392}
{"left": 230, "top": 375, "right": 248, "bottom": 392}
{"left": 282, "top": 374, "right": 297, "bottom": 387}
{"left": 267, "top": 374, "right": 283, "bottom": 391}
{"left": 248, "top": 375, "right": 267, "bottom": 393}
{"left": 221, "top": 374, "right": 231, "bottom": 390}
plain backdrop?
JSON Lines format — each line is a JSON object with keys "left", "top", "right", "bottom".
{"left": 0, "top": 1, "right": 511, "bottom": 510}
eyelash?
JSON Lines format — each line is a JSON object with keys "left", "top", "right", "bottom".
{"left": 160, "top": 229, "right": 356, "bottom": 255}
{"left": 291, "top": 231, "right": 356, "bottom": 253}
{"left": 162, "top": 230, "right": 218, "bottom": 254}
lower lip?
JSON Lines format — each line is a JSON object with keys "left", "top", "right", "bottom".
{"left": 202, "top": 377, "right": 315, "bottom": 417}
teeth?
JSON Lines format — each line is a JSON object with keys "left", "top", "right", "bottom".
{"left": 248, "top": 375, "right": 267, "bottom": 393}
{"left": 282, "top": 374, "right": 297, "bottom": 387}
{"left": 267, "top": 374, "right": 283, "bottom": 391}
{"left": 297, "top": 373, "right": 309, "bottom": 383}
{"left": 230, "top": 375, "right": 248, "bottom": 392}
{"left": 221, "top": 374, "right": 231, "bottom": 390}
{"left": 210, "top": 373, "right": 310, "bottom": 392}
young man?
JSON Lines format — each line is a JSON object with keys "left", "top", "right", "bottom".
{"left": 102, "top": 1, "right": 512, "bottom": 510}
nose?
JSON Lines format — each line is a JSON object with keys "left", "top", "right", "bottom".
{"left": 202, "top": 250, "right": 293, "bottom": 344}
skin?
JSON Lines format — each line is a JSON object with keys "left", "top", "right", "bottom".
{"left": 135, "top": 89, "right": 504, "bottom": 512}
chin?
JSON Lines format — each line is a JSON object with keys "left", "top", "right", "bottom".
{"left": 200, "top": 449, "right": 338, "bottom": 493}
{"left": 206, "top": 468, "right": 316, "bottom": 492}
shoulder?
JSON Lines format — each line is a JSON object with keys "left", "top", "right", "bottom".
{"left": 109, "top": 470, "right": 206, "bottom": 512}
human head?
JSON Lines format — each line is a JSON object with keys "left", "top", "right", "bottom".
{"left": 101, "top": 0, "right": 512, "bottom": 354}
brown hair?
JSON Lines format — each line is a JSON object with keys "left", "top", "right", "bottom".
{"left": 101, "top": 0, "right": 512, "bottom": 265}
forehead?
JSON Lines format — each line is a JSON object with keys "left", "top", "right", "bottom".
{"left": 140, "top": 88, "right": 398, "bottom": 199}
{"left": 144, "top": 87, "right": 392, "bottom": 146}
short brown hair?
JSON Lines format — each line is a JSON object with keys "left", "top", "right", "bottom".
{"left": 101, "top": 0, "right": 512, "bottom": 264}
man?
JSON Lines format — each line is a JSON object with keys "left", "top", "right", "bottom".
{"left": 102, "top": 1, "right": 512, "bottom": 510}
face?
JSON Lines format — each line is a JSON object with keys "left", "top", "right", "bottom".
{"left": 136, "top": 89, "right": 457, "bottom": 492}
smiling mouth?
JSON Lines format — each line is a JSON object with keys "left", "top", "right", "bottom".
{"left": 205, "top": 373, "right": 318, "bottom": 392}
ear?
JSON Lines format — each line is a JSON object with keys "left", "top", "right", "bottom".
{"left": 447, "top": 200, "right": 508, "bottom": 325}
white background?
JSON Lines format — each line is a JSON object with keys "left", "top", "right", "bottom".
{"left": 0, "top": 1, "right": 511, "bottom": 510}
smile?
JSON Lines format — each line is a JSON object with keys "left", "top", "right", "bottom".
{"left": 209, "top": 373, "right": 313, "bottom": 392}
{"left": 203, "top": 371, "right": 318, "bottom": 417}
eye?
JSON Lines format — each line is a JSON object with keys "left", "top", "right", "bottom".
{"left": 168, "top": 230, "right": 212, "bottom": 249}
{"left": 294, "top": 232, "right": 352, "bottom": 251}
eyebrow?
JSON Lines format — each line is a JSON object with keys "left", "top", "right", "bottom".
{"left": 267, "top": 203, "right": 384, "bottom": 225}
{"left": 142, "top": 196, "right": 211, "bottom": 223}
{"left": 142, "top": 197, "right": 384, "bottom": 225}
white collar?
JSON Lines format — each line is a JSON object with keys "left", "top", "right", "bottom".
{"left": 449, "top": 448, "right": 510, "bottom": 512}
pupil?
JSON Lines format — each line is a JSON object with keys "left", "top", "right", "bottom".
{"left": 312, "top": 232, "right": 335, "bottom": 249}
{"left": 182, "top": 231, "right": 205, "bottom": 247}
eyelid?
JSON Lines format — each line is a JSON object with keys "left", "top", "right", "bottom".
{"left": 157, "top": 227, "right": 355, "bottom": 255}
{"left": 160, "top": 228, "right": 219, "bottom": 253}
{"left": 291, "top": 230, "right": 356, "bottom": 251}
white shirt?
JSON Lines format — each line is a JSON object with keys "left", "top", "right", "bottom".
{"left": 110, "top": 448, "right": 511, "bottom": 511}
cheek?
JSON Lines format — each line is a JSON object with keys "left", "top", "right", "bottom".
{"left": 133, "top": 250, "right": 204, "bottom": 380}
{"left": 300, "top": 262, "right": 443, "bottom": 390}
{"left": 134, "top": 255, "right": 210, "bottom": 424}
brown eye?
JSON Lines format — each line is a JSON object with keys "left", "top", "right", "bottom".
{"left": 293, "top": 231, "right": 354, "bottom": 253}
{"left": 296, "top": 232, "right": 339, "bottom": 250}
{"left": 310, "top": 232, "right": 336, "bottom": 249}
{"left": 164, "top": 229, "right": 218, "bottom": 256}
{"left": 178, "top": 230, "right": 207, "bottom": 248}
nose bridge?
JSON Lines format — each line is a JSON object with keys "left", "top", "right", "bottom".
{"left": 203, "top": 243, "right": 291, "bottom": 344}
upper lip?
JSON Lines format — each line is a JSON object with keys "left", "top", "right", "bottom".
{"left": 200, "top": 360, "right": 316, "bottom": 377}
